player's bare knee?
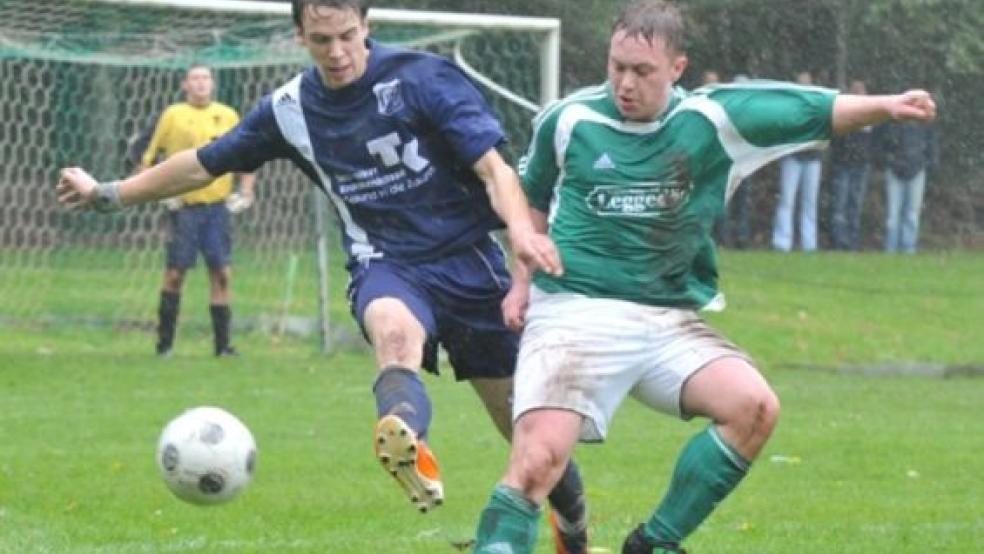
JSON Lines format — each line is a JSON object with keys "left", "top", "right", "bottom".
{"left": 512, "top": 442, "right": 566, "bottom": 497}
{"left": 210, "top": 269, "right": 230, "bottom": 291}
{"left": 734, "top": 387, "right": 780, "bottom": 440}
{"left": 374, "top": 326, "right": 417, "bottom": 362}
{"left": 759, "top": 388, "right": 781, "bottom": 432}
{"left": 163, "top": 270, "right": 185, "bottom": 291}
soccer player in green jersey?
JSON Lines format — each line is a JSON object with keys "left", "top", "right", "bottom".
{"left": 471, "top": 1, "right": 936, "bottom": 553}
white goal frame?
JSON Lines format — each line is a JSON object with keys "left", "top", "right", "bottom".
{"left": 98, "top": 0, "right": 562, "bottom": 107}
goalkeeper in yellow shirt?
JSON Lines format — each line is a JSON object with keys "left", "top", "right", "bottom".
{"left": 140, "top": 64, "right": 256, "bottom": 357}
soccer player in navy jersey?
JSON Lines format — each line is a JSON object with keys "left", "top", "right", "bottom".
{"left": 56, "top": 0, "right": 588, "bottom": 550}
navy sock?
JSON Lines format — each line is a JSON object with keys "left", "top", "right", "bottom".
{"left": 548, "top": 460, "right": 587, "bottom": 533}
{"left": 373, "top": 366, "right": 432, "bottom": 441}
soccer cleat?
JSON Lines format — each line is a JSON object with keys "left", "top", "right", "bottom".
{"left": 621, "top": 525, "right": 687, "bottom": 554}
{"left": 215, "top": 346, "right": 239, "bottom": 357}
{"left": 156, "top": 343, "right": 173, "bottom": 358}
{"left": 549, "top": 510, "right": 589, "bottom": 554}
{"left": 374, "top": 414, "right": 444, "bottom": 513}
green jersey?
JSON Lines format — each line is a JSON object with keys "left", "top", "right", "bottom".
{"left": 520, "top": 81, "right": 837, "bottom": 309}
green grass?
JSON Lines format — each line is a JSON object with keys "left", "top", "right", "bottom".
{"left": 0, "top": 246, "right": 348, "bottom": 330}
{"left": 1, "top": 251, "right": 982, "bottom": 553}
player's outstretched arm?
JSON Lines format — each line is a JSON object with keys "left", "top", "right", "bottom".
{"left": 832, "top": 89, "right": 936, "bottom": 135}
{"left": 57, "top": 149, "right": 216, "bottom": 212}
{"left": 473, "top": 148, "right": 563, "bottom": 277}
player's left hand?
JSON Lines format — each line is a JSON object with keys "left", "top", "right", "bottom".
{"left": 890, "top": 90, "right": 936, "bottom": 122}
{"left": 501, "top": 280, "right": 531, "bottom": 332}
{"left": 225, "top": 192, "right": 254, "bottom": 214}
{"left": 510, "top": 229, "right": 563, "bottom": 277}
{"left": 56, "top": 167, "right": 99, "bottom": 209}
{"left": 160, "top": 197, "right": 184, "bottom": 211}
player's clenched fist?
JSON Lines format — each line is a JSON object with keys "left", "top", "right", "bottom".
{"left": 890, "top": 90, "right": 936, "bottom": 123}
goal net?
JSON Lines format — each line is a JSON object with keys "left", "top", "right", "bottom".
{"left": 0, "top": 0, "right": 560, "bottom": 350}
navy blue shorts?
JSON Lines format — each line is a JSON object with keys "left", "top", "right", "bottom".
{"left": 165, "top": 202, "right": 231, "bottom": 270}
{"left": 348, "top": 236, "right": 518, "bottom": 381}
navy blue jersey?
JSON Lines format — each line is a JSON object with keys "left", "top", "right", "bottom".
{"left": 198, "top": 40, "right": 507, "bottom": 264}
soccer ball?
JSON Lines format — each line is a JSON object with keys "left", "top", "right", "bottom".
{"left": 156, "top": 406, "right": 257, "bottom": 505}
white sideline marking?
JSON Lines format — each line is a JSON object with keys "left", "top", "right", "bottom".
{"left": 8, "top": 537, "right": 328, "bottom": 553}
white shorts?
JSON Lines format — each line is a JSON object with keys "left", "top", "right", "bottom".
{"left": 512, "top": 286, "right": 749, "bottom": 442}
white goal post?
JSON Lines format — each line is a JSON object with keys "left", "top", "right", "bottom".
{"left": 102, "top": 0, "right": 562, "bottom": 106}
{"left": 0, "top": 0, "right": 561, "bottom": 353}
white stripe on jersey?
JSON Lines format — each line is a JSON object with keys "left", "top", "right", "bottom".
{"left": 547, "top": 88, "right": 827, "bottom": 202}
{"left": 675, "top": 95, "right": 828, "bottom": 200}
{"left": 552, "top": 87, "right": 688, "bottom": 158}
{"left": 271, "top": 74, "right": 380, "bottom": 262}
{"left": 520, "top": 85, "right": 607, "bottom": 226}
{"left": 517, "top": 84, "right": 607, "bottom": 178}
{"left": 531, "top": 83, "right": 608, "bottom": 129}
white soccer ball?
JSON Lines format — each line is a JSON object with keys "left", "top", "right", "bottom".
{"left": 156, "top": 406, "right": 257, "bottom": 505}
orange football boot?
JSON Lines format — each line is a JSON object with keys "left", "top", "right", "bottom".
{"left": 374, "top": 414, "right": 444, "bottom": 513}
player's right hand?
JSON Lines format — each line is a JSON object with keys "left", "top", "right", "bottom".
{"left": 510, "top": 228, "right": 564, "bottom": 278}
{"left": 56, "top": 167, "right": 99, "bottom": 209}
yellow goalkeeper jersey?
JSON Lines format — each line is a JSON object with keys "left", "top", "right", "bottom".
{"left": 142, "top": 101, "right": 240, "bottom": 205}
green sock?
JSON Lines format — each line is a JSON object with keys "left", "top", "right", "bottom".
{"left": 643, "top": 425, "right": 749, "bottom": 544}
{"left": 473, "top": 484, "right": 542, "bottom": 554}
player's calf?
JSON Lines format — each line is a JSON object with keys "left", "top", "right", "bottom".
{"left": 548, "top": 460, "right": 589, "bottom": 554}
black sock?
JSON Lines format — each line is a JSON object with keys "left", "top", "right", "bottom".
{"left": 157, "top": 291, "right": 180, "bottom": 351}
{"left": 548, "top": 460, "right": 588, "bottom": 533}
{"left": 210, "top": 304, "right": 231, "bottom": 354}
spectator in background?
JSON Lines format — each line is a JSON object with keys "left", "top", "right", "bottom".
{"left": 829, "top": 79, "right": 875, "bottom": 250}
{"left": 700, "top": 69, "right": 720, "bottom": 86}
{"left": 876, "top": 118, "right": 939, "bottom": 253}
{"left": 772, "top": 71, "right": 824, "bottom": 252}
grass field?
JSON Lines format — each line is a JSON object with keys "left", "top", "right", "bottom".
{"left": 1, "top": 251, "right": 982, "bottom": 553}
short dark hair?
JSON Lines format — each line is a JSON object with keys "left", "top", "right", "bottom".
{"left": 612, "top": 0, "right": 686, "bottom": 53}
{"left": 291, "top": 0, "right": 369, "bottom": 28}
